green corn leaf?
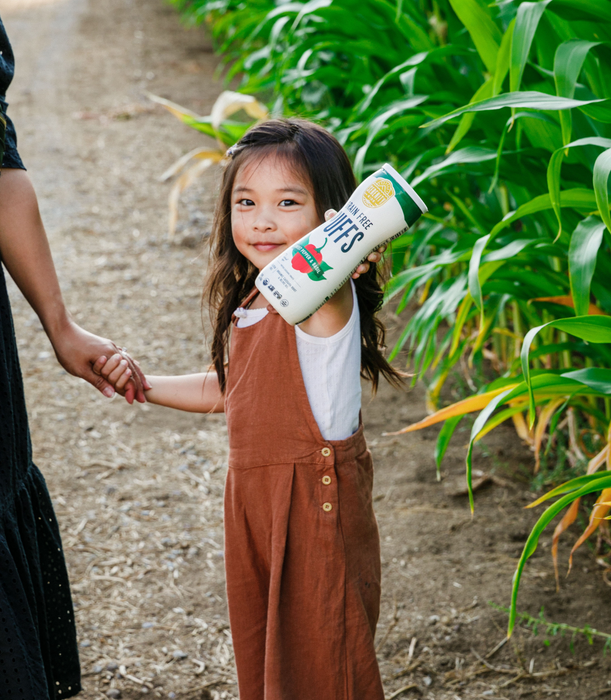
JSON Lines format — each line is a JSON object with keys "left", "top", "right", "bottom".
{"left": 465, "top": 373, "right": 592, "bottom": 513}
{"left": 485, "top": 239, "right": 537, "bottom": 263}
{"left": 447, "top": 78, "right": 494, "bottom": 153}
{"left": 450, "top": 293, "right": 473, "bottom": 357}
{"left": 383, "top": 265, "right": 431, "bottom": 304}
{"left": 554, "top": 40, "right": 601, "bottom": 146}
{"left": 435, "top": 415, "right": 463, "bottom": 480}
{"left": 527, "top": 471, "right": 611, "bottom": 509}
{"left": 547, "top": 137, "right": 611, "bottom": 237}
{"left": 593, "top": 147, "right": 611, "bottom": 234}
{"left": 569, "top": 216, "right": 606, "bottom": 316}
{"left": 447, "top": 0, "right": 503, "bottom": 74}
{"left": 473, "top": 403, "right": 533, "bottom": 441}
{"left": 521, "top": 316, "right": 611, "bottom": 427}
{"left": 446, "top": 191, "right": 489, "bottom": 236}
{"left": 546, "top": 394, "right": 573, "bottom": 453}
{"left": 359, "top": 45, "right": 475, "bottom": 116}
{"left": 465, "top": 386, "right": 514, "bottom": 513}
{"left": 423, "top": 92, "right": 611, "bottom": 130}
{"left": 354, "top": 95, "right": 428, "bottom": 177}
{"left": 357, "top": 54, "right": 427, "bottom": 115}
{"left": 548, "top": 317, "right": 611, "bottom": 343}
{"left": 492, "top": 110, "right": 556, "bottom": 192}
{"left": 395, "top": 6, "right": 435, "bottom": 51}
{"left": 395, "top": 0, "right": 404, "bottom": 22}
{"left": 548, "top": 0, "right": 611, "bottom": 23}
{"left": 494, "top": 17, "right": 515, "bottom": 96}
{"left": 562, "top": 367, "right": 611, "bottom": 394}
{"left": 468, "top": 235, "right": 491, "bottom": 315}
{"left": 490, "top": 188, "right": 597, "bottom": 242}
{"left": 519, "top": 112, "right": 563, "bottom": 152}
{"left": 511, "top": 1, "right": 552, "bottom": 94}
{"left": 411, "top": 146, "right": 497, "bottom": 187}
{"left": 292, "top": 0, "right": 333, "bottom": 30}
{"left": 509, "top": 474, "right": 611, "bottom": 637}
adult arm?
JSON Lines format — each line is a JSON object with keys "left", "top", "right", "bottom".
{"left": 0, "top": 168, "right": 149, "bottom": 402}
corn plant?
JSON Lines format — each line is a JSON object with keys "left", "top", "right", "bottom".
{"left": 148, "top": 90, "right": 268, "bottom": 237}
{"left": 168, "top": 0, "right": 611, "bottom": 634}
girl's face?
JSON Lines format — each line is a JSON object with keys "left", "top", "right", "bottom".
{"left": 231, "top": 154, "right": 321, "bottom": 270}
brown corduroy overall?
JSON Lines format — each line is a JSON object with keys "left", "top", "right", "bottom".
{"left": 224, "top": 292, "right": 384, "bottom": 700}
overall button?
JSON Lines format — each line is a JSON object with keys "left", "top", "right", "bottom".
{"left": 322, "top": 502, "right": 333, "bottom": 512}
{"left": 322, "top": 475, "right": 332, "bottom": 485}
{"left": 321, "top": 447, "right": 332, "bottom": 457}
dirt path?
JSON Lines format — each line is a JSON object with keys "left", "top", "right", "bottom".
{"left": 2, "top": 1, "right": 611, "bottom": 698}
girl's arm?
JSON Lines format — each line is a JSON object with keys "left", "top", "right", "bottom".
{"left": 299, "top": 279, "right": 354, "bottom": 338}
{"left": 145, "top": 373, "right": 224, "bottom": 413}
{"left": 298, "top": 209, "right": 385, "bottom": 338}
{"left": 93, "top": 353, "right": 224, "bottom": 413}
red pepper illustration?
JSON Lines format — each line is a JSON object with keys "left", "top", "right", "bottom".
{"left": 291, "top": 238, "right": 327, "bottom": 273}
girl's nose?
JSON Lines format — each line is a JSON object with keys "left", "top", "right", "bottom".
{"left": 253, "top": 212, "right": 276, "bottom": 232}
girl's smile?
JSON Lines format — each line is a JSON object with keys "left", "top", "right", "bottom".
{"left": 231, "top": 156, "right": 321, "bottom": 270}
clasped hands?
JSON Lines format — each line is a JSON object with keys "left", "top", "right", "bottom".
{"left": 49, "top": 317, "right": 151, "bottom": 404}
{"left": 92, "top": 349, "right": 148, "bottom": 402}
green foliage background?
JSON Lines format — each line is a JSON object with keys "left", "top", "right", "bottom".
{"left": 169, "top": 0, "right": 611, "bottom": 632}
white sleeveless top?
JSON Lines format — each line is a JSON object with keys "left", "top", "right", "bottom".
{"left": 234, "top": 281, "right": 361, "bottom": 440}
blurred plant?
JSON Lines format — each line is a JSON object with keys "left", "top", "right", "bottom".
{"left": 490, "top": 603, "right": 611, "bottom": 653}
{"left": 168, "top": 0, "right": 611, "bottom": 633}
{"left": 149, "top": 90, "right": 268, "bottom": 237}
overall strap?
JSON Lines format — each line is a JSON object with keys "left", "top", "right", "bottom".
{"left": 231, "top": 287, "right": 260, "bottom": 325}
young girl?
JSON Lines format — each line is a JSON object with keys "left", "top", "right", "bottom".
{"left": 96, "top": 119, "right": 403, "bottom": 700}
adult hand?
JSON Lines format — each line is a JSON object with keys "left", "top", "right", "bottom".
{"left": 50, "top": 317, "right": 151, "bottom": 403}
{"left": 323, "top": 209, "right": 387, "bottom": 279}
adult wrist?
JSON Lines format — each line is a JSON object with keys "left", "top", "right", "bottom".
{"left": 42, "top": 304, "right": 73, "bottom": 348}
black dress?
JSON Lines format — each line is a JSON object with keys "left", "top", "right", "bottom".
{"left": 1, "top": 16, "right": 82, "bottom": 700}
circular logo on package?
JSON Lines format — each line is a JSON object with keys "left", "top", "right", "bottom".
{"left": 280, "top": 299, "right": 289, "bottom": 307}
{"left": 362, "top": 178, "right": 395, "bottom": 208}
{"left": 262, "top": 278, "right": 269, "bottom": 285}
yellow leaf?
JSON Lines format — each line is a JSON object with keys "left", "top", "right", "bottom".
{"left": 531, "top": 295, "right": 607, "bottom": 316}
{"left": 552, "top": 499, "right": 580, "bottom": 591}
{"left": 511, "top": 410, "right": 532, "bottom": 445}
{"left": 384, "top": 384, "right": 519, "bottom": 435}
{"left": 473, "top": 403, "right": 529, "bottom": 442}
{"left": 568, "top": 483, "right": 611, "bottom": 575}
{"left": 168, "top": 159, "right": 216, "bottom": 239}
{"left": 210, "top": 90, "right": 268, "bottom": 131}
{"left": 147, "top": 92, "right": 202, "bottom": 122}
{"left": 160, "top": 147, "right": 224, "bottom": 182}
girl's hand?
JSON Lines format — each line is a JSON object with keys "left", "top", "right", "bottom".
{"left": 92, "top": 352, "right": 147, "bottom": 400}
{"left": 323, "top": 209, "right": 386, "bottom": 279}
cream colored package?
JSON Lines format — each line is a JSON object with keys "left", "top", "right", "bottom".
{"left": 255, "top": 163, "right": 427, "bottom": 325}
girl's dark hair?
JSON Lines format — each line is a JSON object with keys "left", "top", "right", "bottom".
{"left": 204, "top": 117, "right": 404, "bottom": 393}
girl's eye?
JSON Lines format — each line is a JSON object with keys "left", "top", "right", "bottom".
{"left": 237, "top": 198, "right": 254, "bottom": 206}
{"left": 280, "top": 199, "right": 298, "bottom": 207}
